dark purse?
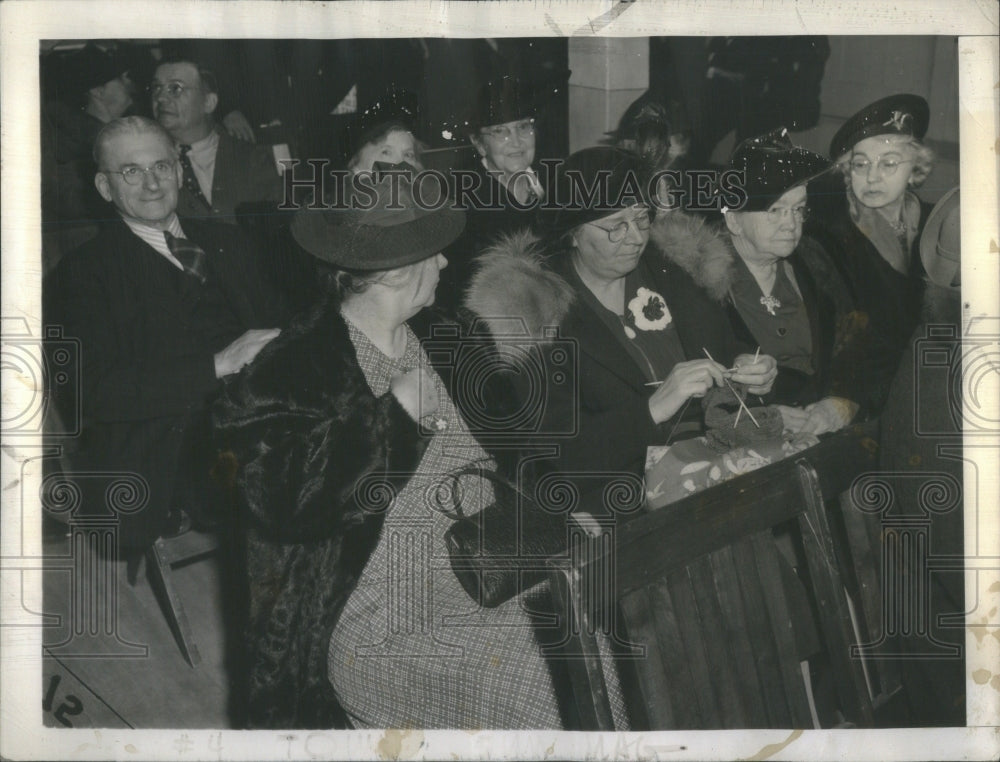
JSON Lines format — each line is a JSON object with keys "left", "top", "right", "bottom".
{"left": 441, "top": 465, "right": 571, "bottom": 608}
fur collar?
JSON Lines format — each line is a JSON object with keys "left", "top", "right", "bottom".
{"left": 649, "top": 211, "right": 735, "bottom": 302}
{"left": 463, "top": 229, "right": 576, "bottom": 341}
{"left": 464, "top": 212, "right": 737, "bottom": 338}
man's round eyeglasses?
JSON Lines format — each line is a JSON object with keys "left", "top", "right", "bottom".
{"left": 103, "top": 161, "right": 176, "bottom": 186}
{"left": 765, "top": 205, "right": 810, "bottom": 224}
{"left": 589, "top": 210, "right": 652, "bottom": 243}
{"left": 849, "top": 157, "right": 913, "bottom": 177}
{"left": 481, "top": 119, "right": 536, "bottom": 142}
{"left": 148, "top": 82, "right": 190, "bottom": 99}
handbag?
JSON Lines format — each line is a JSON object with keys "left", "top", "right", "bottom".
{"left": 441, "top": 464, "right": 570, "bottom": 608}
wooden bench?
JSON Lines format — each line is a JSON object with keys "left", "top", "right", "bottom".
{"left": 547, "top": 425, "right": 887, "bottom": 729}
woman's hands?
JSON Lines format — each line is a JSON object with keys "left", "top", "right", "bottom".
{"left": 777, "top": 396, "right": 859, "bottom": 436}
{"left": 648, "top": 359, "right": 726, "bottom": 424}
{"left": 390, "top": 368, "right": 439, "bottom": 422}
{"left": 730, "top": 353, "right": 778, "bottom": 395}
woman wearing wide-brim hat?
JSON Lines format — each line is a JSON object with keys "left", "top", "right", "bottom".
{"left": 213, "top": 175, "right": 568, "bottom": 729}
{"left": 806, "top": 92, "right": 936, "bottom": 414}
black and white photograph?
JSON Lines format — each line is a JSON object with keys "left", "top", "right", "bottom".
{"left": 2, "top": 2, "right": 998, "bottom": 760}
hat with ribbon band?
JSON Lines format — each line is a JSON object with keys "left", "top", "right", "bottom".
{"left": 291, "top": 175, "right": 465, "bottom": 271}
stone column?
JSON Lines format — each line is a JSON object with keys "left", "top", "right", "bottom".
{"left": 568, "top": 38, "right": 649, "bottom": 153}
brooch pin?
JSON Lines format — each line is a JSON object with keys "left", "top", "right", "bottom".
{"left": 422, "top": 415, "right": 449, "bottom": 432}
{"left": 760, "top": 295, "right": 781, "bottom": 316}
{"left": 882, "top": 110, "right": 912, "bottom": 131}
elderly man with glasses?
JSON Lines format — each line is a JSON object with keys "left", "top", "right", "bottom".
{"left": 46, "top": 116, "right": 286, "bottom": 556}
{"left": 151, "top": 58, "right": 284, "bottom": 224}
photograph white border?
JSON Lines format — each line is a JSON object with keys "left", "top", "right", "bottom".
{"left": 2, "top": 2, "right": 998, "bottom": 760}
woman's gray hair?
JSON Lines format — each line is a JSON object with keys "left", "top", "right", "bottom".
{"left": 318, "top": 261, "right": 415, "bottom": 302}
{"left": 834, "top": 137, "right": 936, "bottom": 189}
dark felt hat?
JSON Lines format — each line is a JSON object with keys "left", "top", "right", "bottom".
{"left": 726, "top": 127, "right": 830, "bottom": 212}
{"left": 441, "top": 71, "right": 570, "bottom": 140}
{"left": 604, "top": 94, "right": 688, "bottom": 146}
{"left": 537, "top": 146, "right": 649, "bottom": 239}
{"left": 58, "top": 45, "right": 122, "bottom": 98}
{"left": 347, "top": 84, "right": 420, "bottom": 153}
{"left": 829, "top": 93, "right": 929, "bottom": 160}
{"left": 919, "top": 186, "right": 961, "bottom": 289}
{"left": 291, "top": 176, "right": 465, "bottom": 271}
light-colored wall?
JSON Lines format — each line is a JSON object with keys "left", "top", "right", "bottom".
{"left": 571, "top": 36, "right": 960, "bottom": 204}
{"left": 568, "top": 37, "right": 649, "bottom": 152}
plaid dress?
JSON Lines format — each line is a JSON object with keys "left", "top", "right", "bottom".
{"left": 327, "top": 319, "right": 564, "bottom": 729}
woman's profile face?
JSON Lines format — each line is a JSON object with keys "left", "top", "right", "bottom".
{"left": 393, "top": 253, "right": 448, "bottom": 315}
{"left": 572, "top": 205, "right": 651, "bottom": 284}
{"left": 848, "top": 134, "right": 916, "bottom": 211}
{"left": 472, "top": 118, "right": 536, "bottom": 177}
{"left": 352, "top": 129, "right": 421, "bottom": 174}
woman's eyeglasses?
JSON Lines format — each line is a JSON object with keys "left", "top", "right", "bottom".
{"left": 848, "top": 157, "right": 913, "bottom": 176}
{"left": 765, "top": 205, "right": 810, "bottom": 224}
{"left": 589, "top": 210, "right": 652, "bottom": 242}
{"left": 481, "top": 119, "right": 536, "bottom": 142}
{"left": 103, "top": 161, "right": 176, "bottom": 186}
{"left": 148, "top": 81, "right": 190, "bottom": 99}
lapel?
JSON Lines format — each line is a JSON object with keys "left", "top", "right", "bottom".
{"left": 210, "top": 129, "right": 233, "bottom": 215}
{"left": 651, "top": 258, "right": 710, "bottom": 362}
{"left": 788, "top": 253, "right": 829, "bottom": 379}
{"left": 180, "top": 217, "right": 253, "bottom": 324}
{"left": 565, "top": 294, "right": 649, "bottom": 396}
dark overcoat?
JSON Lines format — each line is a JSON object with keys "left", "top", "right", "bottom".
{"left": 46, "top": 217, "right": 285, "bottom": 547}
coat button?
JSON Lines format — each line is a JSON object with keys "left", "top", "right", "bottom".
{"left": 777, "top": 327, "right": 787, "bottom": 337}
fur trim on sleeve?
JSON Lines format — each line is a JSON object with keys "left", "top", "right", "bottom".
{"left": 463, "top": 229, "right": 576, "bottom": 340}
{"left": 650, "top": 211, "right": 735, "bottom": 302}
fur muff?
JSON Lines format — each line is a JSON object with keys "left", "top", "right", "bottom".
{"left": 649, "top": 210, "right": 735, "bottom": 302}
{"left": 464, "top": 229, "right": 576, "bottom": 341}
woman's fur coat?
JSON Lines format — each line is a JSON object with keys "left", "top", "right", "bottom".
{"left": 213, "top": 297, "right": 568, "bottom": 728}
{"left": 464, "top": 215, "right": 742, "bottom": 516}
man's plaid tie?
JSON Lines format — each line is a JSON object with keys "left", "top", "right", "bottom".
{"left": 164, "top": 231, "right": 208, "bottom": 285}
{"left": 178, "top": 144, "right": 212, "bottom": 211}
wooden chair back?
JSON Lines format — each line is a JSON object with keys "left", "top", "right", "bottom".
{"left": 547, "top": 427, "right": 880, "bottom": 730}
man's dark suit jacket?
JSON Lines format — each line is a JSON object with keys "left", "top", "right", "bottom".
{"left": 47, "top": 217, "right": 286, "bottom": 548}
{"left": 175, "top": 129, "right": 284, "bottom": 224}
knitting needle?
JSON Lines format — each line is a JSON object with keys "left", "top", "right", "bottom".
{"left": 703, "top": 347, "right": 760, "bottom": 428}
{"left": 733, "top": 347, "right": 761, "bottom": 427}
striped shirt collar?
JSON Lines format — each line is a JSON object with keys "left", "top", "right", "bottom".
{"left": 121, "top": 214, "right": 187, "bottom": 269}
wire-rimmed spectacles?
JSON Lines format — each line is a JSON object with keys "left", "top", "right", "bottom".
{"left": 148, "top": 81, "right": 190, "bottom": 99}
{"left": 848, "top": 157, "right": 913, "bottom": 177}
{"left": 480, "top": 119, "right": 536, "bottom": 142}
{"left": 103, "top": 160, "right": 177, "bottom": 186}
{"left": 588, "top": 209, "right": 652, "bottom": 243}
{"left": 765, "top": 205, "right": 810, "bottom": 224}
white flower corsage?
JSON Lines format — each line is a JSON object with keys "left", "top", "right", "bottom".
{"left": 626, "top": 287, "right": 672, "bottom": 333}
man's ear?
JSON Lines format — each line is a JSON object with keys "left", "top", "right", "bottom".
{"left": 469, "top": 135, "right": 486, "bottom": 158}
{"left": 722, "top": 210, "right": 742, "bottom": 237}
{"left": 94, "top": 172, "right": 113, "bottom": 203}
{"left": 204, "top": 91, "right": 219, "bottom": 116}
